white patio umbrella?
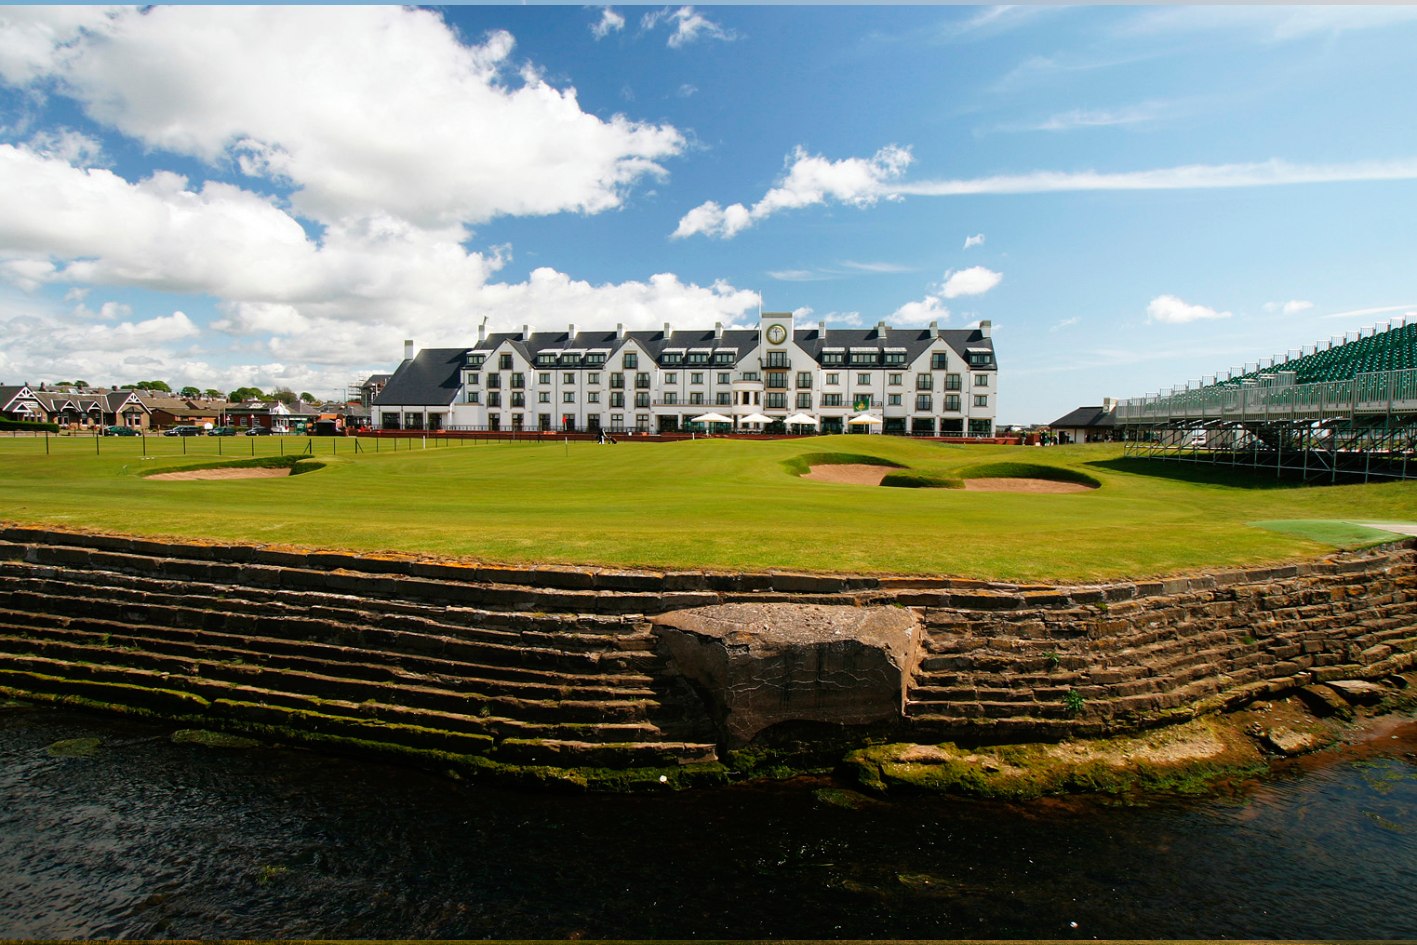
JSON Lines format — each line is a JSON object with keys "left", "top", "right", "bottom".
{"left": 784, "top": 412, "right": 818, "bottom": 427}
{"left": 739, "top": 412, "right": 774, "bottom": 425}
{"left": 690, "top": 412, "right": 733, "bottom": 425}
{"left": 847, "top": 413, "right": 883, "bottom": 425}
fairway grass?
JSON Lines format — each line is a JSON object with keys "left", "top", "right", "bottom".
{"left": 0, "top": 434, "right": 1413, "bottom": 581}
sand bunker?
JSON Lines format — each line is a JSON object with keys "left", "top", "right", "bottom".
{"left": 963, "top": 477, "right": 1094, "bottom": 494}
{"left": 148, "top": 467, "right": 292, "bottom": 481}
{"left": 803, "top": 464, "right": 896, "bottom": 485}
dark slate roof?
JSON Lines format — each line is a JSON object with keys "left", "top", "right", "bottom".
{"left": 1050, "top": 406, "right": 1115, "bottom": 428}
{"left": 373, "top": 348, "right": 467, "bottom": 407}
{"left": 469, "top": 325, "right": 996, "bottom": 367}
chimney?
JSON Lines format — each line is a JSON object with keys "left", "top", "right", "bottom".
{"left": 615, "top": 322, "right": 624, "bottom": 340}
{"left": 979, "top": 319, "right": 992, "bottom": 338}
{"left": 477, "top": 318, "right": 487, "bottom": 342}
{"left": 876, "top": 319, "right": 887, "bottom": 336}
{"left": 821, "top": 321, "right": 827, "bottom": 341}
{"left": 928, "top": 320, "right": 937, "bottom": 334}
{"left": 714, "top": 321, "right": 723, "bottom": 340}
{"left": 663, "top": 322, "right": 671, "bottom": 338}
{"left": 403, "top": 339, "right": 414, "bottom": 361}
{"left": 568, "top": 322, "right": 577, "bottom": 340}
{"left": 521, "top": 324, "right": 530, "bottom": 340}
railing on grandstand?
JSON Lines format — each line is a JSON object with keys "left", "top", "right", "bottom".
{"left": 1116, "top": 366, "right": 1417, "bottom": 424}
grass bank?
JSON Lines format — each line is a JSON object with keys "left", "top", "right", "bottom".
{"left": 0, "top": 435, "right": 1413, "bottom": 581}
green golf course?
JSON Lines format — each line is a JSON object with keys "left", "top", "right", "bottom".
{"left": 0, "top": 434, "right": 1412, "bottom": 581}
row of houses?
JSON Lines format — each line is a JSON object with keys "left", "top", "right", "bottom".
{"left": 373, "top": 312, "right": 1000, "bottom": 436}
{"left": 0, "top": 385, "right": 365, "bottom": 433}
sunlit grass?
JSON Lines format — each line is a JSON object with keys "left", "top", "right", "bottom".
{"left": 0, "top": 433, "right": 1412, "bottom": 581}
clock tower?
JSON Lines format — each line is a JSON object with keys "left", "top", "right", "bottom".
{"left": 761, "top": 312, "right": 794, "bottom": 350}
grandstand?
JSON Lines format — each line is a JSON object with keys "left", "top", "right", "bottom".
{"left": 1115, "top": 318, "right": 1417, "bottom": 482}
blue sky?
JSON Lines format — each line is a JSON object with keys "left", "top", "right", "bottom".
{"left": 1, "top": 5, "right": 1415, "bottom": 421}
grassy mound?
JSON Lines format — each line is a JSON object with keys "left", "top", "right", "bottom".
{"left": 959, "top": 461, "right": 1101, "bottom": 489}
{"left": 781, "top": 452, "right": 906, "bottom": 477}
{"left": 879, "top": 472, "right": 962, "bottom": 489}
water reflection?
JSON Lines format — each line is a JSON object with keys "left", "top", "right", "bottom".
{"left": 1, "top": 705, "right": 1414, "bottom": 939}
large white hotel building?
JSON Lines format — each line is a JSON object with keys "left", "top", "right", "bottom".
{"left": 373, "top": 311, "right": 997, "bottom": 436}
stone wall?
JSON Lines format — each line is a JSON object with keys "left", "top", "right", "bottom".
{"left": 0, "top": 523, "right": 1413, "bottom": 781}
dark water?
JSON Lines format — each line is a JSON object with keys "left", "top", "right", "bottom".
{"left": 2, "top": 705, "right": 1415, "bottom": 940}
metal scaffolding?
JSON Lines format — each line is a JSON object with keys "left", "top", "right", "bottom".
{"left": 1115, "top": 366, "right": 1417, "bottom": 482}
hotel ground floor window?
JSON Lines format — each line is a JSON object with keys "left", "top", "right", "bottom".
{"left": 657, "top": 414, "right": 679, "bottom": 433}
{"left": 635, "top": 413, "right": 649, "bottom": 432}
{"left": 587, "top": 414, "right": 601, "bottom": 432}
{"left": 381, "top": 412, "right": 400, "bottom": 429}
{"left": 561, "top": 414, "right": 576, "bottom": 433}
{"left": 820, "top": 416, "right": 844, "bottom": 434}
{"left": 489, "top": 415, "right": 500, "bottom": 431}
{"left": 610, "top": 413, "right": 623, "bottom": 431}
{"left": 969, "top": 419, "right": 993, "bottom": 436}
{"left": 884, "top": 417, "right": 906, "bottom": 434}
{"left": 911, "top": 417, "right": 935, "bottom": 435}
{"left": 512, "top": 414, "right": 524, "bottom": 431}
{"left": 405, "top": 414, "right": 424, "bottom": 430}
{"left": 539, "top": 413, "right": 551, "bottom": 431}
{"left": 940, "top": 418, "right": 964, "bottom": 434}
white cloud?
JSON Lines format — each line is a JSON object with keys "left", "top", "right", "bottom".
{"left": 894, "top": 158, "right": 1417, "bottom": 198}
{"left": 2, "top": 6, "right": 684, "bottom": 229}
{"left": 1050, "top": 316, "right": 1080, "bottom": 332}
{"left": 1322, "top": 303, "right": 1417, "bottom": 320}
{"left": 1263, "top": 299, "right": 1313, "bottom": 316}
{"left": 1146, "top": 294, "right": 1232, "bottom": 324}
{"left": 890, "top": 295, "right": 950, "bottom": 326}
{"left": 962, "top": 233, "right": 985, "bottom": 250}
{"left": 591, "top": 7, "right": 625, "bottom": 39}
{"left": 642, "top": 6, "right": 735, "bottom": 48}
{"left": 941, "top": 266, "right": 1002, "bottom": 299}
{"left": 1022, "top": 103, "right": 1166, "bottom": 133}
{"left": 673, "top": 145, "right": 912, "bottom": 238}
{"left": 1119, "top": 6, "right": 1417, "bottom": 43}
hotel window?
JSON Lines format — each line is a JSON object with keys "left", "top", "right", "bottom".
{"left": 969, "top": 351, "right": 992, "bottom": 366}
{"left": 610, "top": 372, "right": 624, "bottom": 388}
{"left": 888, "top": 373, "right": 902, "bottom": 386}
{"left": 796, "top": 372, "right": 812, "bottom": 388}
{"left": 822, "top": 393, "right": 843, "bottom": 407}
{"left": 559, "top": 353, "right": 580, "bottom": 367}
{"left": 466, "top": 392, "right": 480, "bottom": 404}
{"left": 766, "top": 393, "right": 787, "bottom": 409}
{"left": 796, "top": 392, "right": 811, "bottom": 409}
{"left": 466, "top": 374, "right": 479, "bottom": 387}
{"left": 588, "top": 373, "right": 601, "bottom": 385}
{"left": 691, "top": 372, "right": 704, "bottom": 385}
{"left": 511, "top": 393, "right": 525, "bottom": 408}
{"left": 849, "top": 351, "right": 875, "bottom": 366}
{"left": 624, "top": 352, "right": 639, "bottom": 369}
{"left": 635, "top": 372, "right": 650, "bottom": 388}
{"left": 563, "top": 372, "right": 574, "bottom": 384}
{"left": 588, "top": 392, "right": 600, "bottom": 404}
{"left": 688, "top": 352, "right": 708, "bottom": 365}
{"left": 539, "top": 372, "right": 551, "bottom": 385}
{"left": 857, "top": 373, "right": 871, "bottom": 386}
{"left": 586, "top": 354, "right": 605, "bottom": 367}
{"left": 611, "top": 413, "right": 623, "bottom": 426}
{"left": 884, "top": 352, "right": 906, "bottom": 366}
{"left": 466, "top": 354, "right": 485, "bottom": 368}
{"left": 888, "top": 394, "right": 901, "bottom": 406}
{"left": 916, "top": 374, "right": 932, "bottom": 390}
{"left": 662, "top": 351, "right": 683, "bottom": 366}
{"left": 974, "top": 394, "right": 988, "bottom": 407}
{"left": 488, "top": 392, "right": 502, "bottom": 407}
{"left": 500, "top": 353, "right": 513, "bottom": 370}
{"left": 635, "top": 393, "right": 650, "bottom": 408}
{"left": 716, "top": 392, "right": 731, "bottom": 406}
{"left": 822, "top": 352, "right": 844, "bottom": 366}
{"left": 689, "top": 392, "right": 704, "bottom": 405}
{"left": 930, "top": 353, "right": 949, "bottom": 370}
{"left": 664, "top": 372, "right": 678, "bottom": 384}
{"left": 563, "top": 391, "right": 575, "bottom": 403}
{"left": 511, "top": 373, "right": 524, "bottom": 389}
{"left": 974, "top": 374, "right": 989, "bottom": 387}
{"left": 535, "top": 354, "right": 556, "bottom": 367}
{"left": 718, "top": 372, "right": 731, "bottom": 384}
{"left": 611, "top": 392, "right": 625, "bottom": 408}
{"left": 945, "top": 395, "right": 961, "bottom": 412}
{"left": 765, "top": 351, "right": 789, "bottom": 368}
{"left": 663, "top": 392, "right": 678, "bottom": 405}
{"left": 916, "top": 394, "right": 932, "bottom": 411}
{"left": 945, "top": 373, "right": 962, "bottom": 391}
{"left": 766, "top": 371, "right": 787, "bottom": 389}
{"left": 487, "top": 373, "right": 501, "bottom": 388}
{"left": 825, "top": 373, "right": 839, "bottom": 386}
{"left": 714, "top": 352, "right": 733, "bottom": 366}
{"left": 539, "top": 392, "right": 550, "bottom": 404}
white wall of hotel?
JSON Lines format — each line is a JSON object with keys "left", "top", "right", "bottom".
{"left": 386, "top": 313, "right": 996, "bottom": 435}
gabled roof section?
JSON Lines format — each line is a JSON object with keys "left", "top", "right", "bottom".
{"left": 793, "top": 326, "right": 994, "bottom": 366}
{"left": 373, "top": 348, "right": 468, "bottom": 407}
{"left": 0, "top": 385, "right": 37, "bottom": 412}
{"left": 1050, "top": 406, "right": 1115, "bottom": 428}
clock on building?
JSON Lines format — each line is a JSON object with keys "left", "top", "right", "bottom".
{"left": 766, "top": 324, "right": 787, "bottom": 345}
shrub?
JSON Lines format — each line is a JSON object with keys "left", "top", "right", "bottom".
{"left": 0, "top": 418, "right": 60, "bottom": 433}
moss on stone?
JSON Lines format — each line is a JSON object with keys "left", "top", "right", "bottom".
{"left": 47, "top": 736, "right": 101, "bottom": 757}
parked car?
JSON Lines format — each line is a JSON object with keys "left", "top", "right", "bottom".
{"left": 162, "top": 425, "right": 202, "bottom": 437}
{"left": 244, "top": 426, "right": 274, "bottom": 436}
{"left": 209, "top": 426, "right": 237, "bottom": 437}
{"left": 103, "top": 425, "right": 139, "bottom": 437}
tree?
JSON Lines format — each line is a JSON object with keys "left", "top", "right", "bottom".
{"left": 300, "top": 391, "right": 316, "bottom": 404}
{"left": 228, "top": 386, "right": 264, "bottom": 403}
{"left": 179, "top": 386, "right": 201, "bottom": 398}
{"left": 203, "top": 389, "right": 223, "bottom": 399}
{"left": 270, "top": 387, "right": 298, "bottom": 407}
{"left": 133, "top": 380, "right": 172, "bottom": 393}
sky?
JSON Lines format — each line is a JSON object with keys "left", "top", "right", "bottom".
{"left": 1, "top": 4, "right": 1415, "bottom": 422}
